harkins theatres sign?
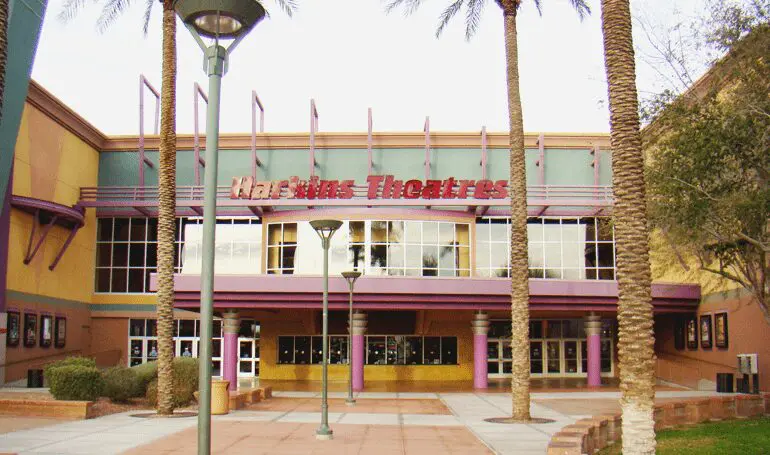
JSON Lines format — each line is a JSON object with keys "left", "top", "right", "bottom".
{"left": 230, "top": 175, "right": 509, "bottom": 201}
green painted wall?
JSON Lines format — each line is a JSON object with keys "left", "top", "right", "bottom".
{"left": 0, "top": 0, "right": 48, "bottom": 207}
{"left": 99, "top": 147, "right": 611, "bottom": 187}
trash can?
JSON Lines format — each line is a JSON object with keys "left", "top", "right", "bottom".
{"left": 716, "top": 373, "right": 734, "bottom": 393}
{"left": 27, "top": 369, "right": 44, "bottom": 388}
{"left": 211, "top": 380, "right": 231, "bottom": 415}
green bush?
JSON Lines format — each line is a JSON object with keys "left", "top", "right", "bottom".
{"left": 145, "top": 357, "right": 200, "bottom": 407}
{"left": 146, "top": 378, "right": 159, "bottom": 408}
{"left": 131, "top": 361, "right": 158, "bottom": 395}
{"left": 101, "top": 366, "right": 140, "bottom": 402}
{"left": 44, "top": 356, "right": 96, "bottom": 384}
{"left": 48, "top": 365, "right": 103, "bottom": 401}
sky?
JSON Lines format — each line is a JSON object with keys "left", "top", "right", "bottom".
{"left": 31, "top": 0, "right": 708, "bottom": 136}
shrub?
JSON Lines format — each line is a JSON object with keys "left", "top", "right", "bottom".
{"left": 146, "top": 378, "right": 159, "bottom": 408}
{"left": 44, "top": 356, "right": 96, "bottom": 384}
{"left": 172, "top": 357, "right": 199, "bottom": 406}
{"left": 48, "top": 365, "right": 103, "bottom": 401}
{"left": 145, "top": 357, "right": 200, "bottom": 408}
{"left": 131, "top": 361, "right": 158, "bottom": 395}
{"left": 101, "top": 366, "right": 140, "bottom": 402}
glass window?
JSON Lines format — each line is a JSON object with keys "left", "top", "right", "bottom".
{"left": 424, "top": 337, "right": 441, "bottom": 365}
{"left": 367, "top": 336, "right": 386, "bottom": 365}
{"left": 476, "top": 217, "right": 616, "bottom": 281}
{"left": 441, "top": 337, "right": 457, "bottom": 365}
{"left": 179, "top": 320, "right": 195, "bottom": 337}
{"left": 404, "top": 337, "right": 423, "bottom": 365}
{"left": 330, "top": 336, "right": 348, "bottom": 365}
{"left": 266, "top": 223, "right": 297, "bottom": 274}
{"left": 294, "top": 336, "right": 311, "bottom": 364}
{"left": 311, "top": 336, "right": 323, "bottom": 364}
{"left": 278, "top": 337, "right": 294, "bottom": 364}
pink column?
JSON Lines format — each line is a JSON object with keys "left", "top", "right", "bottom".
{"left": 351, "top": 312, "right": 367, "bottom": 391}
{"left": 585, "top": 314, "right": 602, "bottom": 387}
{"left": 222, "top": 311, "right": 239, "bottom": 392}
{"left": 472, "top": 312, "right": 490, "bottom": 389}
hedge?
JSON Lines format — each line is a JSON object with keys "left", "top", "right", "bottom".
{"left": 101, "top": 366, "right": 140, "bottom": 402}
{"left": 44, "top": 356, "right": 96, "bottom": 384}
{"left": 48, "top": 365, "right": 103, "bottom": 401}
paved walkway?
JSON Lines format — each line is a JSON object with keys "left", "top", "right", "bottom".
{"left": 0, "top": 390, "right": 727, "bottom": 454}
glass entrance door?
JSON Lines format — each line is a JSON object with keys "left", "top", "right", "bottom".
{"left": 487, "top": 339, "right": 512, "bottom": 377}
{"left": 238, "top": 337, "right": 260, "bottom": 377}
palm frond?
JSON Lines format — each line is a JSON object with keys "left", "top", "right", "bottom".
{"left": 464, "top": 0, "right": 485, "bottom": 41}
{"left": 567, "top": 0, "right": 591, "bottom": 21}
{"left": 96, "top": 0, "right": 135, "bottom": 34}
{"left": 385, "top": 0, "right": 425, "bottom": 16}
{"left": 436, "top": 0, "right": 465, "bottom": 38}
{"left": 271, "top": 0, "right": 297, "bottom": 18}
{"left": 57, "top": 0, "right": 91, "bottom": 23}
{"left": 141, "top": 0, "right": 154, "bottom": 36}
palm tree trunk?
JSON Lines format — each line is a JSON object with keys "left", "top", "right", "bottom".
{"left": 0, "top": 0, "right": 8, "bottom": 119}
{"left": 502, "top": 2, "right": 531, "bottom": 422}
{"left": 600, "top": 1, "right": 656, "bottom": 453}
{"left": 156, "top": 0, "right": 177, "bottom": 416}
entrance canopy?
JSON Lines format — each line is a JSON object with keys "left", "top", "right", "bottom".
{"left": 153, "top": 274, "right": 700, "bottom": 313}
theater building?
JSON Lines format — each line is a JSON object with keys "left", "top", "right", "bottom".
{"left": 3, "top": 80, "right": 766, "bottom": 393}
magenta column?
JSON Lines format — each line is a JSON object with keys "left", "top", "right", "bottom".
{"left": 472, "top": 312, "right": 490, "bottom": 389}
{"left": 351, "top": 312, "right": 367, "bottom": 392}
{"left": 222, "top": 311, "right": 239, "bottom": 392}
{"left": 585, "top": 314, "right": 602, "bottom": 387}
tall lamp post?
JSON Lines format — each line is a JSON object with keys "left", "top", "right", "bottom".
{"left": 174, "top": 1, "right": 265, "bottom": 454}
{"left": 341, "top": 271, "right": 361, "bottom": 406}
{"left": 310, "top": 219, "right": 342, "bottom": 440}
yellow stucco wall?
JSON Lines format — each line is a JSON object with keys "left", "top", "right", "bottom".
{"left": 258, "top": 310, "right": 474, "bottom": 382}
{"left": 650, "top": 231, "right": 741, "bottom": 296}
{"left": 8, "top": 103, "right": 99, "bottom": 303}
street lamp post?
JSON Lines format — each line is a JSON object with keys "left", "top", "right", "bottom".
{"left": 310, "top": 219, "right": 343, "bottom": 440}
{"left": 341, "top": 271, "right": 361, "bottom": 406}
{"left": 175, "top": 1, "right": 265, "bottom": 454}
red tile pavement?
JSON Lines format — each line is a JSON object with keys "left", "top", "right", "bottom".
{"left": 122, "top": 421, "right": 492, "bottom": 455}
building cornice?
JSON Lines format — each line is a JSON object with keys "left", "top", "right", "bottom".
{"left": 102, "top": 131, "right": 611, "bottom": 151}
{"left": 26, "top": 80, "right": 108, "bottom": 151}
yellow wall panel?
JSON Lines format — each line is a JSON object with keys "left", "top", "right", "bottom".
{"left": 7, "top": 101, "right": 100, "bottom": 305}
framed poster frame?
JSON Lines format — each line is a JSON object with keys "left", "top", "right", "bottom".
{"left": 55, "top": 317, "right": 67, "bottom": 348}
{"left": 714, "top": 312, "right": 728, "bottom": 349}
{"left": 24, "top": 313, "right": 37, "bottom": 347}
{"left": 6, "top": 311, "right": 20, "bottom": 347}
{"left": 686, "top": 316, "right": 698, "bottom": 350}
{"left": 700, "top": 314, "right": 713, "bottom": 349}
{"left": 40, "top": 315, "right": 53, "bottom": 348}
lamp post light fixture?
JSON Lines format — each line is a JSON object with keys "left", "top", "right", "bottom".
{"left": 341, "top": 271, "right": 361, "bottom": 406}
{"left": 310, "top": 219, "right": 343, "bottom": 440}
{"left": 174, "top": 1, "right": 265, "bottom": 454}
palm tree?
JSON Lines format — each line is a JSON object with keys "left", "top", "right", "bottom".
{"left": 386, "top": 0, "right": 589, "bottom": 422}
{"left": 60, "top": 0, "right": 295, "bottom": 416}
{"left": 600, "top": 0, "right": 656, "bottom": 453}
{"left": 0, "top": 0, "right": 8, "bottom": 119}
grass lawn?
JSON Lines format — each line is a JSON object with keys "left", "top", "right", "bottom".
{"left": 598, "top": 417, "right": 770, "bottom": 455}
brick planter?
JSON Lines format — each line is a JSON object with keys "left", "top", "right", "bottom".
{"left": 736, "top": 395, "right": 763, "bottom": 418}
{"left": 685, "top": 399, "right": 711, "bottom": 424}
{"left": 548, "top": 394, "right": 767, "bottom": 453}
{"left": 663, "top": 402, "right": 688, "bottom": 427}
{"left": 710, "top": 396, "right": 736, "bottom": 420}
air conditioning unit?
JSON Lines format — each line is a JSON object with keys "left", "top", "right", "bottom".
{"left": 737, "top": 354, "right": 758, "bottom": 374}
